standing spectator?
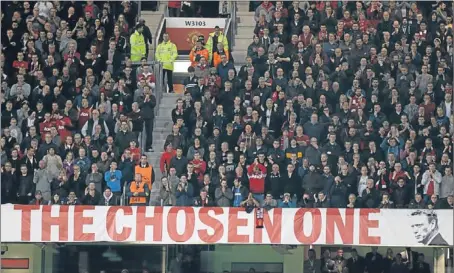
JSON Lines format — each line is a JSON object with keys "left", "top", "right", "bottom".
{"left": 104, "top": 161, "right": 122, "bottom": 196}
{"left": 18, "top": 165, "right": 34, "bottom": 204}
{"left": 137, "top": 85, "right": 156, "bottom": 151}
{"left": 215, "top": 179, "right": 233, "bottom": 207}
{"left": 156, "top": 33, "right": 178, "bottom": 93}
{"left": 33, "top": 160, "right": 52, "bottom": 201}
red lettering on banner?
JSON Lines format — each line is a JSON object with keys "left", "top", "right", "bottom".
{"left": 167, "top": 207, "right": 195, "bottom": 242}
{"left": 359, "top": 209, "right": 381, "bottom": 244}
{"left": 106, "top": 207, "right": 132, "bottom": 241}
{"left": 294, "top": 209, "right": 321, "bottom": 244}
{"left": 136, "top": 206, "right": 163, "bottom": 241}
{"left": 253, "top": 208, "right": 282, "bottom": 243}
{"left": 228, "top": 208, "right": 249, "bottom": 243}
{"left": 326, "top": 209, "right": 354, "bottom": 244}
{"left": 42, "top": 206, "right": 69, "bottom": 241}
{"left": 74, "top": 206, "right": 95, "bottom": 241}
{"left": 198, "top": 207, "right": 224, "bottom": 243}
{"left": 15, "top": 205, "right": 40, "bottom": 241}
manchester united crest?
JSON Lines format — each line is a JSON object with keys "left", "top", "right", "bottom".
{"left": 186, "top": 30, "right": 203, "bottom": 48}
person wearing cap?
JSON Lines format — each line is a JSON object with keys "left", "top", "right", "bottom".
{"left": 206, "top": 26, "right": 229, "bottom": 64}
{"left": 130, "top": 24, "right": 146, "bottom": 62}
{"left": 189, "top": 40, "right": 209, "bottom": 67}
{"left": 156, "top": 33, "right": 178, "bottom": 93}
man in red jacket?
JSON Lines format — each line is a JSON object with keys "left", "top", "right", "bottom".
{"left": 247, "top": 159, "right": 267, "bottom": 203}
{"left": 160, "top": 143, "right": 176, "bottom": 175}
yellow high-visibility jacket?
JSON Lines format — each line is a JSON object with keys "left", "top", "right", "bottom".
{"left": 155, "top": 40, "right": 178, "bottom": 71}
{"left": 130, "top": 31, "right": 146, "bottom": 62}
{"left": 206, "top": 32, "right": 229, "bottom": 62}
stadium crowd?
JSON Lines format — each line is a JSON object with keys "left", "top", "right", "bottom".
{"left": 0, "top": 0, "right": 161, "bottom": 206}
{"left": 1, "top": 0, "right": 453, "bottom": 210}
{"left": 179, "top": 0, "right": 454, "bottom": 210}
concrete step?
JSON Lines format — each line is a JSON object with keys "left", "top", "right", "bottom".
{"left": 237, "top": 25, "right": 256, "bottom": 35}
{"left": 154, "top": 120, "right": 174, "bottom": 128}
{"left": 160, "top": 98, "right": 180, "bottom": 105}
{"left": 233, "top": 39, "right": 253, "bottom": 50}
{"left": 237, "top": 20, "right": 256, "bottom": 27}
{"left": 236, "top": 33, "right": 255, "bottom": 39}
{"left": 231, "top": 51, "right": 248, "bottom": 63}
{"left": 237, "top": 11, "right": 255, "bottom": 16}
{"left": 162, "top": 93, "right": 182, "bottom": 97}
{"left": 158, "top": 109, "right": 174, "bottom": 117}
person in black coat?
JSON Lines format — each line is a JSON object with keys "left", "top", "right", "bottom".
{"left": 17, "top": 165, "right": 34, "bottom": 204}
{"left": 346, "top": 249, "right": 366, "bottom": 273}
{"left": 81, "top": 183, "right": 102, "bottom": 205}
{"left": 412, "top": 253, "right": 431, "bottom": 273}
{"left": 361, "top": 179, "right": 380, "bottom": 208}
{"left": 282, "top": 163, "right": 301, "bottom": 196}
{"left": 329, "top": 177, "right": 348, "bottom": 208}
{"left": 365, "top": 247, "right": 384, "bottom": 273}
{"left": 137, "top": 85, "right": 156, "bottom": 152}
{"left": 314, "top": 192, "right": 330, "bottom": 208}
{"left": 137, "top": 18, "right": 152, "bottom": 58}
{"left": 1, "top": 162, "right": 17, "bottom": 204}
{"left": 390, "top": 254, "right": 409, "bottom": 273}
{"left": 99, "top": 187, "right": 119, "bottom": 205}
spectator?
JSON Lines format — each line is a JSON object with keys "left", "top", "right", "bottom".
{"left": 82, "top": 182, "right": 101, "bottom": 205}
{"left": 86, "top": 163, "right": 104, "bottom": 193}
{"left": 104, "top": 161, "right": 122, "bottom": 196}
{"left": 215, "top": 179, "right": 233, "bottom": 207}
{"left": 99, "top": 187, "right": 118, "bottom": 206}
{"left": 33, "top": 160, "right": 52, "bottom": 201}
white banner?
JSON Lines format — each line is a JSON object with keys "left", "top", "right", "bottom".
{"left": 1, "top": 205, "right": 452, "bottom": 246}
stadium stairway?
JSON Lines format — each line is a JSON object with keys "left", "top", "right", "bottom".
{"left": 141, "top": 2, "right": 168, "bottom": 59}
{"left": 231, "top": 2, "right": 255, "bottom": 66}
{"left": 145, "top": 92, "right": 181, "bottom": 185}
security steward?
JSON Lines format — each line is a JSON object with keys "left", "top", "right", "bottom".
{"left": 127, "top": 173, "right": 150, "bottom": 206}
{"left": 205, "top": 26, "right": 229, "bottom": 65}
{"left": 134, "top": 154, "right": 155, "bottom": 190}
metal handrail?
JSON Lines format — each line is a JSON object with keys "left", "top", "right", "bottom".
{"left": 120, "top": 182, "right": 127, "bottom": 206}
{"left": 154, "top": 14, "right": 166, "bottom": 56}
{"left": 230, "top": 1, "right": 238, "bottom": 49}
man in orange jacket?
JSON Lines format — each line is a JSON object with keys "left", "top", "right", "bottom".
{"left": 127, "top": 173, "right": 150, "bottom": 206}
{"left": 189, "top": 40, "right": 209, "bottom": 67}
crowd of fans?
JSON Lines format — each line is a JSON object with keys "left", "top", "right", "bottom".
{"left": 166, "top": 0, "right": 454, "bottom": 210}
{"left": 1, "top": 0, "right": 454, "bottom": 210}
{"left": 0, "top": 0, "right": 159, "bottom": 206}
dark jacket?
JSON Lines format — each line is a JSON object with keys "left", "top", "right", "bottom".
{"left": 99, "top": 193, "right": 119, "bottom": 206}
{"left": 18, "top": 175, "right": 34, "bottom": 196}
{"left": 82, "top": 191, "right": 102, "bottom": 205}
{"left": 170, "top": 156, "right": 189, "bottom": 177}
{"left": 329, "top": 182, "right": 347, "bottom": 208}
{"left": 138, "top": 94, "right": 156, "bottom": 118}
